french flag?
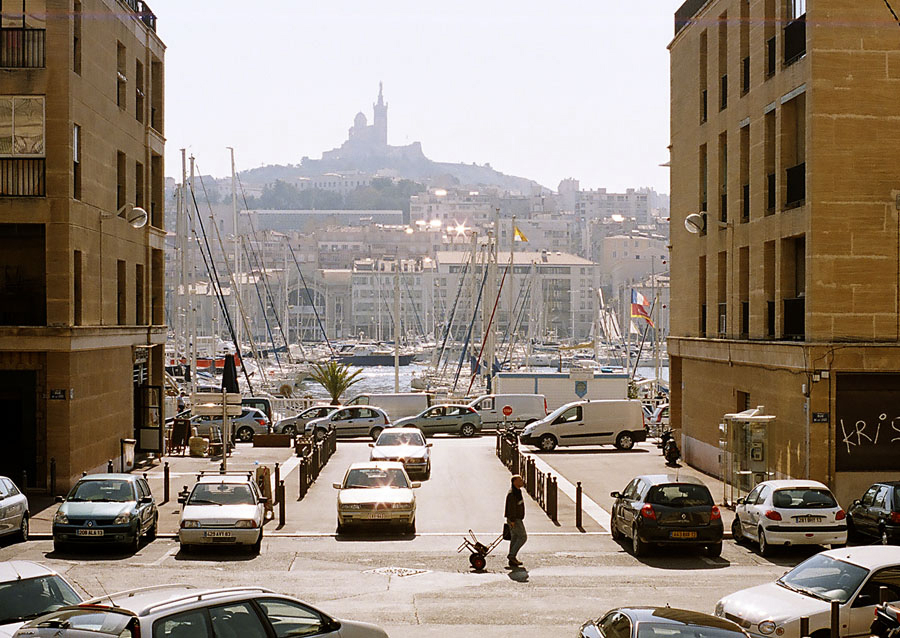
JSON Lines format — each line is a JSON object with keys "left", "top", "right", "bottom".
{"left": 631, "top": 290, "right": 654, "bottom": 326}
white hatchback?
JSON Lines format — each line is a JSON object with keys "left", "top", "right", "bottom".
{"left": 731, "top": 480, "right": 847, "bottom": 555}
{"left": 369, "top": 428, "right": 432, "bottom": 478}
{"left": 178, "top": 473, "right": 267, "bottom": 554}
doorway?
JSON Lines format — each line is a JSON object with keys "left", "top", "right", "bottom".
{"left": 0, "top": 371, "right": 38, "bottom": 488}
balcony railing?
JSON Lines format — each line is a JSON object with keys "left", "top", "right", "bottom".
{"left": 784, "top": 15, "right": 806, "bottom": 66}
{"left": 783, "top": 296, "right": 805, "bottom": 340}
{"left": 785, "top": 162, "right": 806, "bottom": 208}
{"left": 119, "top": 0, "right": 157, "bottom": 32}
{"left": 0, "top": 158, "right": 45, "bottom": 196}
{"left": 0, "top": 28, "right": 45, "bottom": 68}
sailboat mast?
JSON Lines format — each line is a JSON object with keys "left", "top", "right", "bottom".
{"left": 394, "top": 265, "right": 400, "bottom": 392}
{"left": 175, "top": 151, "right": 186, "bottom": 366}
{"left": 229, "top": 148, "right": 242, "bottom": 350}
{"left": 188, "top": 154, "right": 198, "bottom": 392}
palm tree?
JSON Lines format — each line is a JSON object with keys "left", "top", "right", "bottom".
{"left": 308, "top": 360, "right": 364, "bottom": 404}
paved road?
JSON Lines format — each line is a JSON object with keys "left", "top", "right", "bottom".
{"left": 7, "top": 434, "right": 832, "bottom": 637}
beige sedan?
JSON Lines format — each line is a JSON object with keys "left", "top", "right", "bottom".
{"left": 333, "top": 462, "right": 419, "bottom": 534}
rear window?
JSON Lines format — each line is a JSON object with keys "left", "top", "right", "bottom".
{"left": 772, "top": 488, "right": 837, "bottom": 509}
{"left": 647, "top": 483, "right": 713, "bottom": 507}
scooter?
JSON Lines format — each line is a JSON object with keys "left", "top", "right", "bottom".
{"left": 659, "top": 427, "right": 681, "bottom": 466}
{"left": 872, "top": 602, "right": 900, "bottom": 638}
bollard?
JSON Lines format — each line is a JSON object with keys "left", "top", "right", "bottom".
{"left": 576, "top": 481, "right": 583, "bottom": 530}
{"left": 107, "top": 459, "right": 113, "bottom": 473}
{"left": 49, "top": 458, "right": 56, "bottom": 497}
{"left": 298, "top": 457, "right": 306, "bottom": 499}
{"left": 799, "top": 617, "right": 809, "bottom": 638}
{"left": 548, "top": 476, "right": 558, "bottom": 523}
{"left": 830, "top": 600, "right": 840, "bottom": 638}
{"left": 163, "top": 462, "right": 170, "bottom": 503}
{"left": 274, "top": 463, "right": 280, "bottom": 502}
{"left": 219, "top": 462, "right": 225, "bottom": 474}
{"left": 278, "top": 480, "right": 286, "bottom": 527}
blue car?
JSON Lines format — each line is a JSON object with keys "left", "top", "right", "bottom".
{"left": 52, "top": 473, "right": 158, "bottom": 553}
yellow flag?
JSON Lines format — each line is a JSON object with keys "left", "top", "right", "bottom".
{"left": 513, "top": 226, "right": 528, "bottom": 242}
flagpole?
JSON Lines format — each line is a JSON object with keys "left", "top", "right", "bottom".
{"left": 631, "top": 297, "right": 657, "bottom": 381}
{"left": 509, "top": 215, "right": 515, "bottom": 348}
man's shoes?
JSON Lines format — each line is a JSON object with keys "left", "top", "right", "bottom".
{"left": 508, "top": 558, "right": 523, "bottom": 567}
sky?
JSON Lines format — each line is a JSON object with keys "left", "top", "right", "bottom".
{"left": 151, "top": 1, "right": 686, "bottom": 194}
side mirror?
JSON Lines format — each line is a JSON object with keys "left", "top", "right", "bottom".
{"left": 258, "top": 496, "right": 268, "bottom": 504}
{"left": 735, "top": 497, "right": 745, "bottom": 505}
{"left": 139, "top": 496, "right": 153, "bottom": 504}
{"left": 610, "top": 491, "right": 621, "bottom": 499}
{"left": 853, "top": 499, "right": 861, "bottom": 506}
{"left": 426, "top": 443, "right": 433, "bottom": 448}
{"left": 411, "top": 482, "right": 422, "bottom": 489}
{"left": 55, "top": 495, "right": 64, "bottom": 503}
{"left": 332, "top": 483, "right": 341, "bottom": 489}
{"left": 855, "top": 594, "right": 874, "bottom": 607}
{"left": 368, "top": 443, "right": 374, "bottom": 448}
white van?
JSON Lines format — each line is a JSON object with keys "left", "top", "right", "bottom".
{"left": 345, "top": 392, "right": 432, "bottom": 421}
{"left": 519, "top": 399, "right": 646, "bottom": 451}
{"left": 466, "top": 394, "right": 547, "bottom": 431}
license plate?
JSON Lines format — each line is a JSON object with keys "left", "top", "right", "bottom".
{"left": 76, "top": 529, "right": 104, "bottom": 536}
{"left": 794, "top": 516, "right": 823, "bottom": 523}
{"left": 670, "top": 530, "right": 697, "bottom": 539}
{"left": 362, "top": 512, "right": 394, "bottom": 519}
{"left": 204, "top": 530, "right": 233, "bottom": 538}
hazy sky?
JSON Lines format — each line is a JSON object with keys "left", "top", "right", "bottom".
{"left": 151, "top": 1, "right": 685, "bottom": 193}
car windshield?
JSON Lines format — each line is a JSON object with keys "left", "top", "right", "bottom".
{"left": 376, "top": 431, "right": 425, "bottom": 447}
{"left": 26, "top": 608, "right": 133, "bottom": 635}
{"left": 647, "top": 484, "right": 713, "bottom": 507}
{"left": 777, "top": 553, "right": 869, "bottom": 603}
{"left": 343, "top": 468, "right": 410, "bottom": 489}
{"left": 67, "top": 480, "right": 134, "bottom": 503}
{"left": 772, "top": 488, "right": 837, "bottom": 509}
{"left": 637, "top": 623, "right": 746, "bottom": 638}
{"left": 0, "top": 575, "right": 82, "bottom": 625}
{"left": 188, "top": 483, "right": 256, "bottom": 506}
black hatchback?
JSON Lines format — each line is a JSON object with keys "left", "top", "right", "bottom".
{"left": 610, "top": 474, "right": 723, "bottom": 557}
{"left": 847, "top": 481, "right": 900, "bottom": 545}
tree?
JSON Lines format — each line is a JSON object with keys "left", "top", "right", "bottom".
{"left": 307, "top": 360, "right": 363, "bottom": 404}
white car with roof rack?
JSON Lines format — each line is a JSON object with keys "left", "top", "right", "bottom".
{"left": 12, "top": 584, "right": 388, "bottom": 637}
{"left": 177, "top": 472, "right": 268, "bottom": 554}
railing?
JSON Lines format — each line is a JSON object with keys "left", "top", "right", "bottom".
{"left": 785, "top": 162, "right": 806, "bottom": 209}
{"left": 0, "top": 158, "right": 45, "bottom": 196}
{"left": 269, "top": 396, "right": 319, "bottom": 419}
{"left": 496, "top": 429, "right": 558, "bottom": 524}
{"left": 0, "top": 28, "right": 45, "bottom": 68}
{"left": 295, "top": 428, "right": 337, "bottom": 500}
{"left": 120, "top": 0, "right": 157, "bottom": 32}
{"left": 784, "top": 15, "right": 806, "bottom": 66}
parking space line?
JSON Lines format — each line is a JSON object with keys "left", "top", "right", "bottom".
{"left": 521, "top": 452, "right": 611, "bottom": 532}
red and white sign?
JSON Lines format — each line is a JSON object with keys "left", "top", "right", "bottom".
{"left": 502, "top": 405, "right": 513, "bottom": 417}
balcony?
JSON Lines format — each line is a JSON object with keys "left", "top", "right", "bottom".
{"left": 119, "top": 0, "right": 157, "bottom": 32}
{"left": 783, "top": 297, "right": 805, "bottom": 340}
{"left": 0, "top": 28, "right": 45, "bottom": 68}
{"left": 0, "top": 158, "right": 45, "bottom": 196}
{"left": 785, "top": 162, "right": 805, "bottom": 209}
{"left": 784, "top": 15, "right": 806, "bottom": 66}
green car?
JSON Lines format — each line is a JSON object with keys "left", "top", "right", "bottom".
{"left": 53, "top": 473, "right": 158, "bottom": 554}
{"left": 392, "top": 404, "right": 483, "bottom": 437}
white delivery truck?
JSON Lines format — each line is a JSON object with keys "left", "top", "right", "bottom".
{"left": 345, "top": 392, "right": 432, "bottom": 421}
{"left": 466, "top": 394, "right": 547, "bottom": 431}
{"left": 519, "top": 399, "right": 647, "bottom": 451}
{"left": 493, "top": 370, "right": 629, "bottom": 410}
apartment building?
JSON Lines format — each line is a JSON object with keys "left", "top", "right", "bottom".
{"left": 350, "top": 257, "right": 437, "bottom": 341}
{"left": 576, "top": 187, "right": 669, "bottom": 225}
{"left": 0, "top": 0, "right": 166, "bottom": 490}
{"left": 669, "top": 0, "right": 900, "bottom": 504}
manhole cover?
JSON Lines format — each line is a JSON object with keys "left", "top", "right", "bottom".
{"left": 363, "top": 566, "right": 429, "bottom": 578}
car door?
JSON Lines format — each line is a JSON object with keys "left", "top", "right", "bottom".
{"left": 137, "top": 478, "right": 155, "bottom": 532}
{"left": 420, "top": 407, "right": 445, "bottom": 434}
{"left": 551, "top": 405, "right": 588, "bottom": 445}
{"left": 748, "top": 484, "right": 772, "bottom": 538}
{"left": 872, "top": 486, "right": 891, "bottom": 532}
{"left": 330, "top": 408, "right": 356, "bottom": 436}
{"left": 847, "top": 567, "right": 900, "bottom": 637}
{"left": 613, "top": 479, "right": 638, "bottom": 534}
{"left": 622, "top": 479, "right": 645, "bottom": 533}
{"left": 737, "top": 484, "right": 763, "bottom": 540}
{"left": 0, "top": 480, "right": 11, "bottom": 534}
{"left": 477, "top": 398, "right": 497, "bottom": 425}
{"left": 255, "top": 597, "right": 343, "bottom": 637}
{"left": 855, "top": 486, "right": 880, "bottom": 537}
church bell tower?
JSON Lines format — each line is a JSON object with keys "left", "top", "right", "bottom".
{"left": 373, "top": 82, "right": 388, "bottom": 146}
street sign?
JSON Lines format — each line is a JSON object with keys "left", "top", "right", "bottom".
{"left": 192, "top": 392, "right": 241, "bottom": 405}
{"left": 192, "top": 404, "right": 243, "bottom": 417}
{"left": 502, "top": 405, "right": 513, "bottom": 417}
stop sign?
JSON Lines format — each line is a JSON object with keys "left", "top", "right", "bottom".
{"left": 502, "top": 405, "right": 513, "bottom": 417}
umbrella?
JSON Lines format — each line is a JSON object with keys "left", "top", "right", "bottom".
{"left": 222, "top": 354, "right": 239, "bottom": 394}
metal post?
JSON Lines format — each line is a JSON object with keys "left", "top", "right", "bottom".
{"left": 107, "top": 459, "right": 113, "bottom": 473}
{"left": 298, "top": 457, "right": 306, "bottom": 499}
{"left": 799, "top": 617, "right": 809, "bottom": 638}
{"left": 830, "top": 601, "right": 840, "bottom": 638}
{"left": 278, "top": 480, "right": 286, "bottom": 527}
{"left": 549, "top": 476, "right": 558, "bottom": 523}
{"left": 576, "top": 481, "right": 583, "bottom": 530}
{"left": 163, "top": 462, "right": 170, "bottom": 503}
{"left": 274, "top": 463, "right": 280, "bottom": 503}
{"left": 49, "top": 458, "right": 56, "bottom": 497}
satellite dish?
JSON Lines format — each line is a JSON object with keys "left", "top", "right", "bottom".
{"left": 127, "top": 206, "right": 148, "bottom": 229}
{"left": 684, "top": 213, "right": 706, "bottom": 234}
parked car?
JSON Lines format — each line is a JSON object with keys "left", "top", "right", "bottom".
{"left": 333, "top": 462, "right": 419, "bottom": 534}
{"left": 13, "top": 584, "right": 389, "bottom": 638}
{"left": 276, "top": 405, "right": 339, "bottom": 436}
{"left": 178, "top": 472, "right": 267, "bottom": 554}
{"left": 715, "top": 546, "right": 900, "bottom": 638}
{"left": 580, "top": 606, "right": 750, "bottom": 638}
{"left": 0, "top": 476, "right": 29, "bottom": 543}
{"left": 369, "top": 428, "right": 432, "bottom": 478}
{"left": 731, "top": 480, "right": 847, "bottom": 556}
{"left": 0, "top": 561, "right": 82, "bottom": 636}
{"left": 167, "top": 407, "right": 270, "bottom": 442}
{"left": 345, "top": 392, "right": 432, "bottom": 420}
{"left": 393, "top": 404, "right": 483, "bottom": 437}
{"left": 52, "top": 474, "right": 157, "bottom": 553}
{"left": 847, "top": 481, "right": 900, "bottom": 545}
{"left": 307, "top": 406, "right": 391, "bottom": 441}
{"left": 610, "top": 474, "right": 723, "bottom": 557}
{"left": 520, "top": 399, "right": 647, "bottom": 451}
{"left": 466, "top": 393, "right": 547, "bottom": 431}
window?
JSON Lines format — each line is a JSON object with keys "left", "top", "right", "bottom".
{"left": 718, "top": 12, "right": 728, "bottom": 110}
{"left": 73, "top": 123, "right": 81, "bottom": 199}
{"left": 116, "top": 151, "right": 126, "bottom": 211}
{"left": 256, "top": 598, "right": 330, "bottom": 638}
{"left": 73, "top": 0, "right": 81, "bottom": 73}
{"left": 0, "top": 96, "right": 44, "bottom": 156}
{"left": 117, "top": 259, "right": 126, "bottom": 325}
{"left": 135, "top": 58, "right": 144, "bottom": 122}
{"left": 135, "top": 263, "right": 144, "bottom": 325}
{"left": 854, "top": 568, "right": 900, "bottom": 608}
{"left": 153, "top": 610, "right": 210, "bottom": 638}
{"left": 74, "top": 250, "right": 82, "bottom": 325}
{"left": 599, "top": 613, "right": 632, "bottom": 638}
{"left": 135, "top": 160, "right": 144, "bottom": 209}
{"left": 0, "top": 0, "right": 47, "bottom": 68}
{"left": 116, "top": 42, "right": 126, "bottom": 108}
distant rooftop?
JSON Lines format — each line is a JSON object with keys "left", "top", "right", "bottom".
{"left": 436, "top": 250, "right": 595, "bottom": 267}
{"left": 674, "top": 0, "right": 710, "bottom": 36}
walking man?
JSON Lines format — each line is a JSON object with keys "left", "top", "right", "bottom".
{"left": 505, "top": 474, "right": 527, "bottom": 567}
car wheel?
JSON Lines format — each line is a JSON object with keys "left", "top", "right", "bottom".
{"left": 610, "top": 513, "right": 622, "bottom": 541}
{"left": 758, "top": 527, "right": 772, "bottom": 557}
{"left": 460, "top": 423, "right": 476, "bottom": 438}
{"left": 407, "top": 519, "right": 416, "bottom": 535}
{"left": 424, "top": 462, "right": 431, "bottom": 480}
{"left": 731, "top": 517, "right": 744, "bottom": 544}
{"left": 282, "top": 424, "right": 296, "bottom": 436}
{"left": 146, "top": 514, "right": 158, "bottom": 541}
{"left": 370, "top": 427, "right": 383, "bottom": 441}
{"left": 539, "top": 434, "right": 557, "bottom": 451}
{"left": 128, "top": 531, "right": 140, "bottom": 554}
{"left": 615, "top": 432, "right": 635, "bottom": 451}
{"left": 251, "top": 529, "right": 263, "bottom": 555}
{"left": 631, "top": 525, "right": 647, "bottom": 557}
{"left": 314, "top": 428, "right": 327, "bottom": 442}
{"left": 846, "top": 516, "right": 858, "bottom": 541}
{"left": 16, "top": 515, "right": 28, "bottom": 543}
{"left": 705, "top": 541, "right": 723, "bottom": 558}
{"left": 236, "top": 426, "right": 254, "bottom": 443}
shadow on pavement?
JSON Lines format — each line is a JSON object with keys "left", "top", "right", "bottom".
{"left": 335, "top": 528, "right": 416, "bottom": 542}
{"left": 610, "top": 538, "right": 732, "bottom": 569}
{"left": 174, "top": 547, "right": 257, "bottom": 561}
{"left": 506, "top": 565, "right": 530, "bottom": 582}
{"left": 532, "top": 448, "right": 651, "bottom": 456}
{"left": 45, "top": 543, "right": 144, "bottom": 561}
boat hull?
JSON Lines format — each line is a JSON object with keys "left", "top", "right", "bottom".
{"left": 337, "top": 354, "right": 415, "bottom": 366}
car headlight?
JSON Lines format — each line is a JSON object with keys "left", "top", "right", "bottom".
{"left": 341, "top": 503, "right": 361, "bottom": 510}
{"left": 181, "top": 520, "right": 200, "bottom": 528}
{"left": 714, "top": 602, "right": 724, "bottom": 617}
{"left": 235, "top": 519, "right": 258, "bottom": 528}
{"left": 54, "top": 511, "right": 68, "bottom": 524}
{"left": 758, "top": 621, "right": 777, "bottom": 635}
{"left": 114, "top": 513, "right": 132, "bottom": 525}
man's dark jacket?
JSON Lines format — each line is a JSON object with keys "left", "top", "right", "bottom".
{"left": 505, "top": 486, "right": 525, "bottom": 521}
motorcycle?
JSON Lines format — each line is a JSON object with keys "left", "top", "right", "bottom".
{"left": 658, "top": 427, "right": 681, "bottom": 466}
{"left": 872, "top": 602, "right": 900, "bottom": 638}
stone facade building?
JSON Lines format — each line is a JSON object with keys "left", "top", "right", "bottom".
{"left": 0, "top": 0, "right": 166, "bottom": 490}
{"left": 669, "top": 0, "right": 900, "bottom": 504}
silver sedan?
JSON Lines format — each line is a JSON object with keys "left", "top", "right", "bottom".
{"left": 0, "top": 476, "right": 28, "bottom": 542}
{"left": 393, "top": 404, "right": 483, "bottom": 437}
{"left": 276, "top": 405, "right": 339, "bottom": 436}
